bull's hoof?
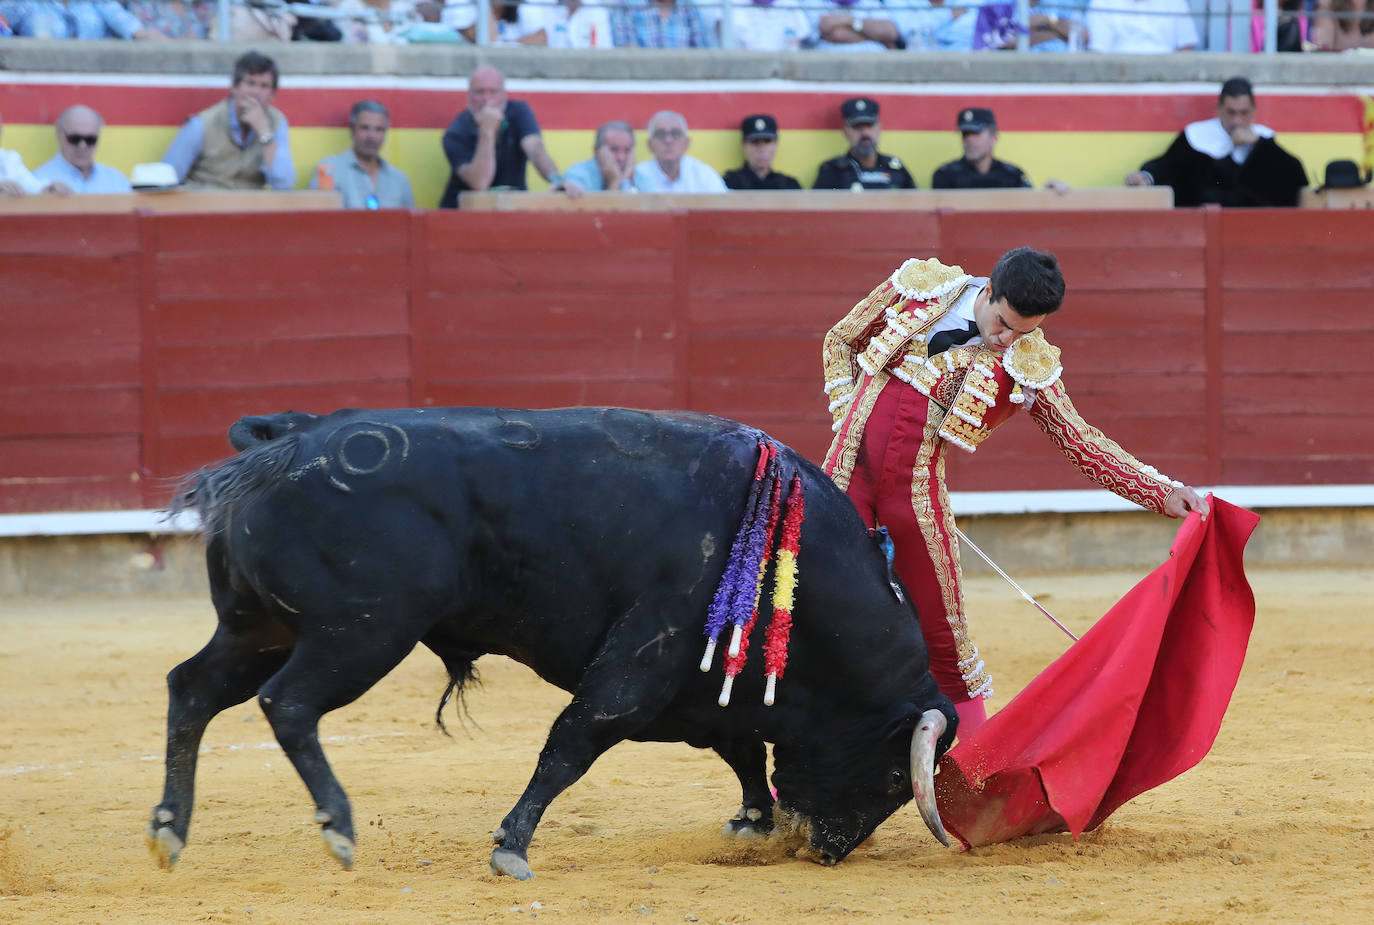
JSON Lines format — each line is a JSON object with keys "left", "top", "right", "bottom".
{"left": 490, "top": 847, "right": 534, "bottom": 880}
{"left": 321, "top": 827, "right": 355, "bottom": 869}
{"left": 723, "top": 806, "right": 772, "bottom": 839}
{"left": 145, "top": 809, "right": 184, "bottom": 870}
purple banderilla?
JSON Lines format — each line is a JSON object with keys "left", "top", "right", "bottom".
{"left": 700, "top": 439, "right": 780, "bottom": 674}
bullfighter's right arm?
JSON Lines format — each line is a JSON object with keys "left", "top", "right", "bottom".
{"left": 821, "top": 278, "right": 901, "bottom": 426}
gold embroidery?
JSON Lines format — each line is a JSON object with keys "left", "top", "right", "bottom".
{"left": 1003, "top": 329, "right": 1063, "bottom": 391}
{"left": 823, "top": 370, "right": 889, "bottom": 492}
{"left": 891, "top": 258, "right": 971, "bottom": 301}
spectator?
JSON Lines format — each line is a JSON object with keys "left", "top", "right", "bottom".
{"left": 716, "top": 0, "right": 810, "bottom": 50}
{"left": 1125, "top": 76, "right": 1309, "bottom": 207}
{"left": 1085, "top": 0, "right": 1198, "bottom": 52}
{"left": 162, "top": 51, "right": 295, "bottom": 191}
{"left": 723, "top": 114, "right": 802, "bottom": 190}
{"left": 563, "top": 120, "right": 637, "bottom": 192}
{"left": 632, "top": 110, "right": 727, "bottom": 193}
{"left": 808, "top": 0, "right": 902, "bottom": 50}
{"left": 33, "top": 105, "right": 132, "bottom": 194}
{"left": 1, "top": 111, "right": 67, "bottom": 196}
{"left": 1309, "top": 0, "right": 1374, "bottom": 50}
{"left": 521, "top": 0, "right": 616, "bottom": 46}
{"left": 0, "top": 0, "right": 168, "bottom": 38}
{"left": 128, "top": 0, "right": 214, "bottom": 39}
{"left": 931, "top": 107, "right": 1069, "bottom": 191}
{"left": 438, "top": 64, "right": 582, "bottom": 208}
{"left": 611, "top": 0, "right": 715, "bottom": 48}
{"left": 895, "top": 0, "right": 975, "bottom": 51}
{"left": 310, "top": 100, "right": 415, "bottom": 209}
{"left": 812, "top": 97, "right": 916, "bottom": 191}
{"left": 443, "top": 0, "right": 545, "bottom": 43}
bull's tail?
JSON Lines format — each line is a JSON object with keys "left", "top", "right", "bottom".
{"left": 171, "top": 434, "right": 304, "bottom": 537}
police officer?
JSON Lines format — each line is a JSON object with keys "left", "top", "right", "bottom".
{"left": 723, "top": 114, "right": 802, "bottom": 191}
{"left": 932, "top": 107, "right": 1069, "bottom": 193}
{"left": 813, "top": 97, "right": 916, "bottom": 191}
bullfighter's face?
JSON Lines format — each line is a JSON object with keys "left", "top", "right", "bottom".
{"left": 973, "top": 286, "right": 1046, "bottom": 354}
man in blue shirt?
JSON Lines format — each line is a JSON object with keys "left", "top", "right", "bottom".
{"left": 34, "top": 105, "right": 132, "bottom": 194}
{"left": 0, "top": 0, "right": 166, "bottom": 38}
{"left": 162, "top": 51, "right": 295, "bottom": 191}
{"left": 438, "top": 65, "right": 582, "bottom": 208}
{"left": 310, "top": 100, "right": 415, "bottom": 210}
{"left": 562, "top": 120, "right": 636, "bottom": 193}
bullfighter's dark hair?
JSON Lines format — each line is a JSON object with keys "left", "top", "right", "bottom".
{"left": 170, "top": 434, "right": 302, "bottom": 538}
{"left": 1219, "top": 76, "right": 1255, "bottom": 103}
{"left": 232, "top": 50, "right": 279, "bottom": 90}
{"left": 987, "top": 246, "right": 1065, "bottom": 318}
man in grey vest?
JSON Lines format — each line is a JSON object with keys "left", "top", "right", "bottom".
{"left": 162, "top": 50, "right": 295, "bottom": 190}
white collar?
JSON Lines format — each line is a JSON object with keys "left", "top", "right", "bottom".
{"left": 1184, "top": 117, "right": 1275, "bottom": 160}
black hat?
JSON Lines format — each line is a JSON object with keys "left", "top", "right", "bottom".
{"left": 956, "top": 107, "right": 996, "bottom": 133}
{"left": 841, "top": 97, "right": 880, "bottom": 125}
{"left": 741, "top": 113, "right": 778, "bottom": 141}
{"left": 1316, "top": 159, "right": 1369, "bottom": 191}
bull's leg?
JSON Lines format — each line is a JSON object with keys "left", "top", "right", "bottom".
{"left": 490, "top": 605, "right": 691, "bottom": 880}
{"left": 713, "top": 739, "right": 775, "bottom": 838}
{"left": 147, "top": 621, "right": 293, "bottom": 869}
{"left": 254, "top": 629, "right": 420, "bottom": 870}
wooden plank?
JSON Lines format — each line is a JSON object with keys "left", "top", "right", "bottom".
{"left": 688, "top": 334, "right": 837, "bottom": 379}
{"left": 1222, "top": 331, "right": 1374, "bottom": 373}
{"left": 423, "top": 211, "right": 677, "bottom": 253}
{"left": 1221, "top": 456, "right": 1374, "bottom": 485}
{"left": 416, "top": 292, "right": 675, "bottom": 338}
{"left": 0, "top": 254, "right": 139, "bottom": 301}
{"left": 0, "top": 434, "right": 140, "bottom": 478}
{"left": 156, "top": 251, "right": 411, "bottom": 300}
{"left": 1223, "top": 372, "right": 1374, "bottom": 416}
{"left": 939, "top": 209, "right": 1205, "bottom": 250}
{"left": 684, "top": 209, "right": 941, "bottom": 251}
{"left": 1221, "top": 289, "right": 1369, "bottom": 332}
{"left": 154, "top": 336, "right": 412, "bottom": 389}
{"left": 1222, "top": 247, "right": 1374, "bottom": 290}
{"left": 0, "top": 213, "right": 140, "bottom": 255}
{"left": 3, "top": 298, "right": 139, "bottom": 343}
{"left": 152, "top": 206, "right": 403, "bottom": 253}
{"left": 0, "top": 476, "right": 142, "bottom": 514}
{"left": 943, "top": 246, "right": 1206, "bottom": 291}
{"left": 1224, "top": 413, "right": 1374, "bottom": 457}
{"left": 421, "top": 380, "right": 678, "bottom": 411}
{"left": 422, "top": 336, "right": 674, "bottom": 382}
{"left": 0, "top": 339, "right": 140, "bottom": 390}
{"left": 686, "top": 291, "right": 854, "bottom": 333}
{"left": 154, "top": 295, "right": 411, "bottom": 345}
{"left": 0, "top": 190, "right": 344, "bottom": 216}
{"left": 425, "top": 250, "right": 675, "bottom": 298}
{"left": 459, "top": 188, "right": 1173, "bottom": 212}
{"left": 688, "top": 252, "right": 919, "bottom": 296}
{"left": 1221, "top": 209, "right": 1374, "bottom": 246}
{"left": 0, "top": 387, "right": 141, "bottom": 436}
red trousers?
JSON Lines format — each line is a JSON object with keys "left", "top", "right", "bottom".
{"left": 843, "top": 379, "right": 985, "bottom": 710}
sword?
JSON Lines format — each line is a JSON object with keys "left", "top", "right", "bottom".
{"left": 954, "top": 525, "right": 1080, "bottom": 642}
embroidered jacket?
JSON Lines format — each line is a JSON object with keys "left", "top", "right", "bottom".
{"left": 821, "top": 257, "right": 1181, "bottom": 514}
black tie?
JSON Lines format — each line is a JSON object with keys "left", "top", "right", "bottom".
{"left": 926, "top": 319, "right": 981, "bottom": 357}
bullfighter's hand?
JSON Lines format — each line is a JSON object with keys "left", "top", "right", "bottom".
{"left": 1164, "top": 485, "right": 1210, "bottom": 520}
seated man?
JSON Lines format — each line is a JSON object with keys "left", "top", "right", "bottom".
{"left": 1125, "top": 77, "right": 1308, "bottom": 208}
{"left": 563, "top": 120, "right": 637, "bottom": 192}
{"left": 931, "top": 107, "right": 1069, "bottom": 191}
{"left": 34, "top": 105, "right": 132, "bottom": 194}
{"left": 310, "top": 100, "right": 415, "bottom": 209}
{"left": 1, "top": 111, "right": 65, "bottom": 196}
{"left": 611, "top": 0, "right": 715, "bottom": 47}
{"left": 808, "top": 0, "right": 903, "bottom": 50}
{"left": 633, "top": 111, "right": 728, "bottom": 193}
{"left": 723, "top": 114, "right": 802, "bottom": 190}
{"left": 1086, "top": 0, "right": 1198, "bottom": 52}
{"left": 162, "top": 51, "right": 295, "bottom": 191}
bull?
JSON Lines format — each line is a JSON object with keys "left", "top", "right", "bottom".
{"left": 148, "top": 406, "right": 957, "bottom": 879}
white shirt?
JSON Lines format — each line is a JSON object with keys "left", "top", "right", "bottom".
{"left": 520, "top": 1, "right": 615, "bottom": 47}
{"left": 722, "top": 1, "right": 811, "bottom": 51}
{"left": 926, "top": 278, "right": 987, "bottom": 348}
{"left": 34, "top": 155, "right": 133, "bottom": 193}
{"left": 1086, "top": 0, "right": 1199, "bottom": 53}
{"left": 1183, "top": 117, "right": 1275, "bottom": 165}
{"left": 633, "top": 155, "right": 728, "bottom": 193}
{"left": 0, "top": 148, "right": 50, "bottom": 194}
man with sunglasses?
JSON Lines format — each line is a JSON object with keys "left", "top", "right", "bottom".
{"left": 310, "top": 100, "right": 414, "bottom": 210}
{"left": 34, "top": 105, "right": 131, "bottom": 194}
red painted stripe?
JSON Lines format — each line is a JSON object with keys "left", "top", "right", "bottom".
{"left": 0, "top": 83, "right": 1364, "bottom": 134}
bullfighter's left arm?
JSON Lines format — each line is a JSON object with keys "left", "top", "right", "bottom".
{"left": 1026, "top": 380, "right": 1181, "bottom": 515}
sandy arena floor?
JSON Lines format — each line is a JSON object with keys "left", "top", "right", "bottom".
{"left": 1, "top": 565, "right": 1371, "bottom": 924}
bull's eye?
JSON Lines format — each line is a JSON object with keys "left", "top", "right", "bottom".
{"left": 887, "top": 768, "right": 907, "bottom": 795}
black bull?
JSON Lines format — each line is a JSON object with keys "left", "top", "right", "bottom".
{"left": 148, "top": 407, "right": 958, "bottom": 878}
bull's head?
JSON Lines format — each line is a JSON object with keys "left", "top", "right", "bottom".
{"left": 770, "top": 703, "right": 957, "bottom": 863}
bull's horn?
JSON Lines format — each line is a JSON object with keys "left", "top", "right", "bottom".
{"left": 909, "top": 709, "right": 952, "bottom": 848}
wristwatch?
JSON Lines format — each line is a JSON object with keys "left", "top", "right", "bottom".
{"left": 852, "top": 17, "right": 865, "bottom": 33}
{"left": 258, "top": 131, "right": 275, "bottom": 146}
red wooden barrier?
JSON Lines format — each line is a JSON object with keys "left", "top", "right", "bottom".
{"left": 1, "top": 208, "right": 1370, "bottom": 515}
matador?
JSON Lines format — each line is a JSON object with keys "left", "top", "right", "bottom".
{"left": 821, "top": 247, "right": 1210, "bottom": 733}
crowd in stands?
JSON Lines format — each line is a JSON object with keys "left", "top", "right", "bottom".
{"left": 2, "top": 54, "right": 1368, "bottom": 207}
{"left": 1, "top": 0, "right": 1371, "bottom": 50}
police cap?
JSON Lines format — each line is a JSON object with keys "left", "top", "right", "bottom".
{"left": 841, "top": 97, "right": 880, "bottom": 126}
{"left": 957, "top": 107, "right": 997, "bottom": 133}
{"left": 741, "top": 113, "right": 778, "bottom": 141}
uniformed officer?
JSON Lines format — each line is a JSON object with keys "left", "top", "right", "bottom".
{"left": 723, "top": 114, "right": 802, "bottom": 191}
{"left": 931, "top": 107, "right": 1070, "bottom": 192}
{"left": 813, "top": 97, "right": 916, "bottom": 191}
